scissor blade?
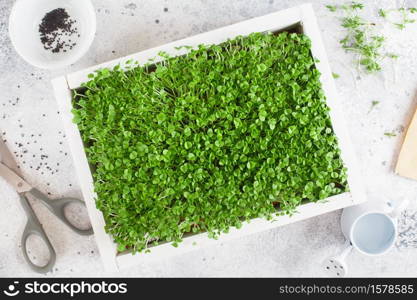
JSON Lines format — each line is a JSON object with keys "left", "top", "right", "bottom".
{"left": 0, "top": 162, "right": 32, "bottom": 193}
{"left": 0, "top": 138, "right": 20, "bottom": 175}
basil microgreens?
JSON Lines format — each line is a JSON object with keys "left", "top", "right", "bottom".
{"left": 72, "top": 32, "right": 348, "bottom": 252}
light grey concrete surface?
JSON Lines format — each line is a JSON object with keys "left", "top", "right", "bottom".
{"left": 1, "top": 0, "right": 417, "bottom": 277}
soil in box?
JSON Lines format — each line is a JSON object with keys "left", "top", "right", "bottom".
{"left": 72, "top": 32, "right": 349, "bottom": 252}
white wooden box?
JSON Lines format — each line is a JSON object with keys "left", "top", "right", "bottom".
{"left": 52, "top": 3, "right": 366, "bottom": 272}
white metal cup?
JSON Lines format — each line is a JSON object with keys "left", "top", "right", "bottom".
{"left": 341, "top": 199, "right": 407, "bottom": 256}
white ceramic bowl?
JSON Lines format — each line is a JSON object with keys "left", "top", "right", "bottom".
{"left": 9, "top": 0, "right": 96, "bottom": 69}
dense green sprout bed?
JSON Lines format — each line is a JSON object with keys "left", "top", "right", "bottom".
{"left": 72, "top": 32, "right": 349, "bottom": 252}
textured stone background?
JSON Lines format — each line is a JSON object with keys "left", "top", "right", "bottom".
{"left": 1, "top": 0, "right": 417, "bottom": 277}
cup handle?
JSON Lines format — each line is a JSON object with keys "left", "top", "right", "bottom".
{"left": 337, "top": 240, "right": 353, "bottom": 261}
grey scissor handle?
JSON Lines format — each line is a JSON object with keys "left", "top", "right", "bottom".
{"left": 28, "top": 188, "right": 93, "bottom": 236}
{"left": 19, "top": 194, "right": 56, "bottom": 273}
{"left": 19, "top": 189, "right": 93, "bottom": 273}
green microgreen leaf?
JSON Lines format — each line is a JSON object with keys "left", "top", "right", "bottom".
{"left": 368, "top": 100, "right": 380, "bottom": 114}
{"left": 326, "top": 2, "right": 417, "bottom": 74}
{"left": 378, "top": 9, "right": 387, "bottom": 18}
{"left": 326, "top": 5, "right": 338, "bottom": 12}
{"left": 387, "top": 53, "right": 399, "bottom": 59}
{"left": 384, "top": 131, "right": 396, "bottom": 137}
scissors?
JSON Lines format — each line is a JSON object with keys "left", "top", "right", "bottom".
{"left": 0, "top": 138, "right": 93, "bottom": 273}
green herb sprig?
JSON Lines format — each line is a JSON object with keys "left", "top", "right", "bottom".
{"left": 326, "top": 2, "right": 406, "bottom": 73}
